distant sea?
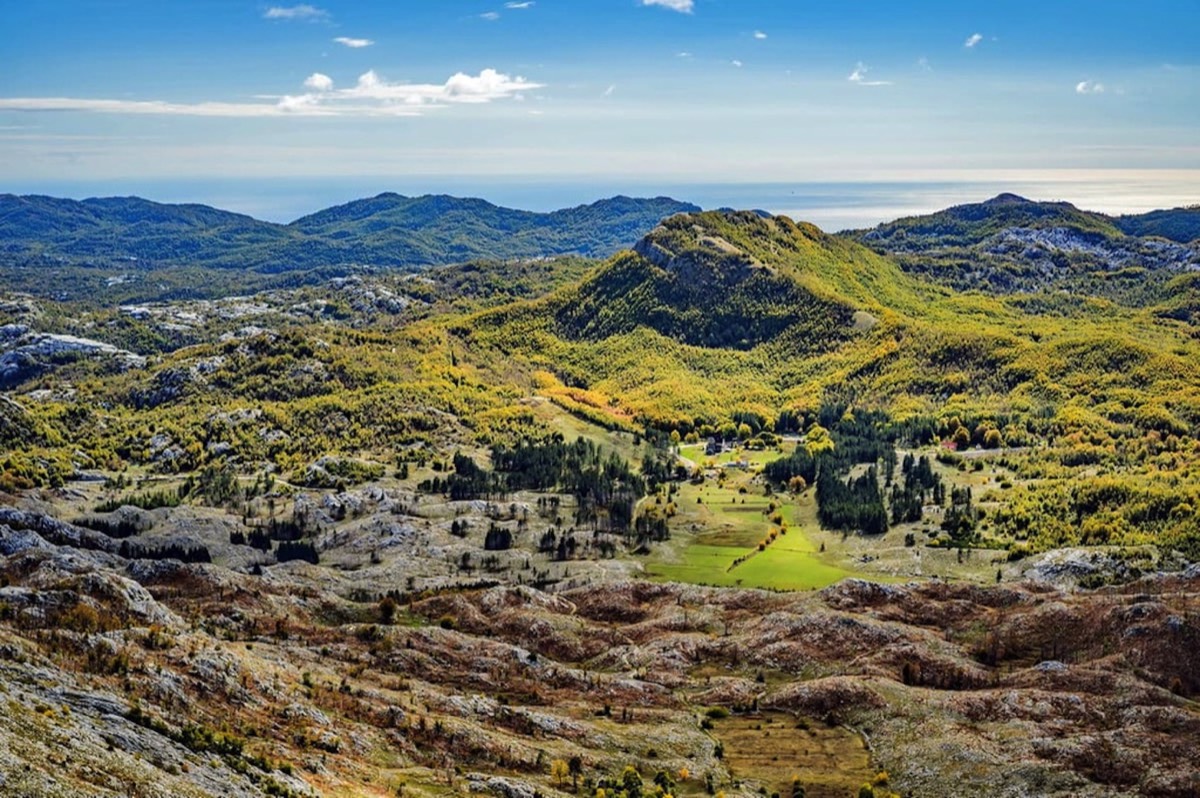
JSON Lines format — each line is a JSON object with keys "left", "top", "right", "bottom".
{"left": 6, "top": 174, "right": 1198, "bottom": 232}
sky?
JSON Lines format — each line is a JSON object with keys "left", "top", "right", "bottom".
{"left": 1, "top": 0, "right": 1198, "bottom": 225}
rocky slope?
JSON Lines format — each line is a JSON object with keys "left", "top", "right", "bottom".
{"left": 852, "top": 194, "right": 1200, "bottom": 302}
{"left": 1, "top": 503, "right": 1197, "bottom": 798}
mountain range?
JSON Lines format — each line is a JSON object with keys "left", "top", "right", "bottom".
{"left": 0, "top": 192, "right": 700, "bottom": 272}
{"left": 5, "top": 191, "right": 1198, "bottom": 278}
{"left": 2, "top": 189, "right": 1195, "bottom": 311}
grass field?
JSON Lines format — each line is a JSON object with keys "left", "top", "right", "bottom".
{"left": 645, "top": 462, "right": 859, "bottom": 590}
{"left": 648, "top": 538, "right": 853, "bottom": 590}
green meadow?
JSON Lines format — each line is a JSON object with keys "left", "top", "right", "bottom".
{"left": 645, "top": 451, "right": 858, "bottom": 590}
{"left": 646, "top": 536, "right": 854, "bottom": 591}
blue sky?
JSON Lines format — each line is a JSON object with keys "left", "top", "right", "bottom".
{"left": 1, "top": 1, "right": 1197, "bottom": 221}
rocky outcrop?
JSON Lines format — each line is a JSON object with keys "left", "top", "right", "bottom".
{"left": 986, "top": 226, "right": 1199, "bottom": 272}
{"left": 0, "top": 326, "right": 145, "bottom": 387}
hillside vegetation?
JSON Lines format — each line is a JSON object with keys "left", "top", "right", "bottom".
{"left": 7, "top": 204, "right": 1200, "bottom": 565}
{"left": 0, "top": 192, "right": 698, "bottom": 277}
{"left": 1116, "top": 206, "right": 1200, "bottom": 243}
{"left": 454, "top": 208, "right": 1200, "bottom": 561}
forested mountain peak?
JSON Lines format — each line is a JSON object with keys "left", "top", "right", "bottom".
{"left": 630, "top": 209, "right": 932, "bottom": 312}
{"left": 858, "top": 194, "right": 1123, "bottom": 244}
{"left": 982, "top": 192, "right": 1032, "bottom": 204}
{"left": 0, "top": 193, "right": 263, "bottom": 232}
{"left": 502, "top": 209, "right": 930, "bottom": 352}
{"left": 288, "top": 192, "right": 510, "bottom": 230}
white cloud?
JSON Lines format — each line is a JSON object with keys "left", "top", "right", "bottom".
{"left": 303, "top": 72, "right": 334, "bottom": 91}
{"left": 0, "top": 68, "right": 543, "bottom": 118}
{"left": 964, "top": 33, "right": 983, "bottom": 48}
{"left": 333, "top": 36, "right": 373, "bottom": 48}
{"left": 917, "top": 56, "right": 931, "bottom": 71}
{"left": 264, "top": 5, "right": 327, "bottom": 20}
{"left": 731, "top": 59, "right": 743, "bottom": 68}
{"left": 440, "top": 69, "right": 535, "bottom": 101}
{"left": 480, "top": 11, "right": 500, "bottom": 20}
{"left": 848, "top": 62, "right": 892, "bottom": 86}
{"left": 602, "top": 84, "right": 616, "bottom": 97}
{"left": 676, "top": 51, "right": 692, "bottom": 58}
{"left": 1075, "top": 80, "right": 1105, "bottom": 94}
{"left": 753, "top": 31, "right": 767, "bottom": 40}
{"left": 504, "top": 1, "right": 534, "bottom": 7}
{"left": 642, "top": 0, "right": 693, "bottom": 13}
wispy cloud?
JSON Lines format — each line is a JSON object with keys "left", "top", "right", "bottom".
{"left": 642, "top": 0, "right": 693, "bottom": 13}
{"left": 917, "top": 56, "right": 932, "bottom": 71}
{"left": 0, "top": 68, "right": 543, "bottom": 118}
{"left": 504, "top": 1, "right": 534, "bottom": 8}
{"left": 264, "top": 5, "right": 328, "bottom": 20}
{"left": 731, "top": 59, "right": 743, "bottom": 68}
{"left": 848, "top": 62, "right": 891, "bottom": 86}
{"left": 676, "top": 51, "right": 693, "bottom": 58}
{"left": 964, "top": 32, "right": 983, "bottom": 48}
{"left": 480, "top": 11, "right": 500, "bottom": 20}
{"left": 0, "top": 133, "right": 157, "bottom": 142}
{"left": 333, "top": 36, "right": 373, "bottom": 48}
{"left": 753, "top": 30, "right": 767, "bottom": 40}
{"left": 602, "top": 84, "right": 616, "bottom": 97}
{"left": 1075, "top": 80, "right": 1105, "bottom": 94}
{"left": 0, "top": 97, "right": 326, "bottom": 118}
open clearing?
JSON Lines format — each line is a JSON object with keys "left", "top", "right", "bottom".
{"left": 644, "top": 454, "right": 859, "bottom": 591}
{"left": 712, "top": 712, "right": 875, "bottom": 798}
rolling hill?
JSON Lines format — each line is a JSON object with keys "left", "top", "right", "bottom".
{"left": 0, "top": 192, "right": 699, "bottom": 272}
{"left": 472, "top": 210, "right": 937, "bottom": 350}
{"left": 1116, "top": 206, "right": 1200, "bottom": 243}
{"left": 855, "top": 192, "right": 1125, "bottom": 244}
{"left": 291, "top": 193, "right": 699, "bottom": 265}
{"left": 460, "top": 206, "right": 1199, "bottom": 436}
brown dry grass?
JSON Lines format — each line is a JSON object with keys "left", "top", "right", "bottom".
{"left": 714, "top": 712, "right": 871, "bottom": 798}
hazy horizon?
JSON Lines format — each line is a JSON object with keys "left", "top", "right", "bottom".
{"left": 5, "top": 170, "right": 1198, "bottom": 233}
